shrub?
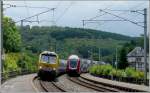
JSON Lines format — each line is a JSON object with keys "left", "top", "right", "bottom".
{"left": 109, "top": 68, "right": 117, "bottom": 76}
{"left": 4, "top": 53, "right": 21, "bottom": 72}
{"left": 131, "top": 71, "right": 140, "bottom": 79}
{"left": 4, "top": 52, "right": 38, "bottom": 73}
{"left": 121, "top": 70, "right": 127, "bottom": 77}
{"left": 132, "top": 70, "right": 144, "bottom": 79}
{"left": 125, "top": 67, "right": 144, "bottom": 79}
{"left": 89, "top": 65, "right": 144, "bottom": 80}
{"left": 138, "top": 71, "right": 144, "bottom": 78}
{"left": 116, "top": 70, "right": 122, "bottom": 77}
{"left": 125, "top": 67, "right": 135, "bottom": 77}
{"left": 89, "top": 65, "right": 97, "bottom": 74}
{"left": 103, "top": 65, "right": 113, "bottom": 75}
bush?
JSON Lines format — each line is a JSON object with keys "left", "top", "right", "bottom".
{"left": 125, "top": 67, "right": 144, "bottom": 79}
{"left": 138, "top": 71, "right": 144, "bottom": 78}
{"left": 4, "top": 53, "right": 21, "bottom": 72}
{"left": 125, "top": 67, "right": 135, "bottom": 77}
{"left": 89, "top": 65, "right": 144, "bottom": 80}
{"left": 89, "top": 64, "right": 113, "bottom": 76}
{"left": 102, "top": 65, "right": 113, "bottom": 75}
{"left": 96, "top": 65, "right": 104, "bottom": 75}
{"left": 121, "top": 70, "right": 127, "bottom": 77}
{"left": 109, "top": 68, "right": 117, "bottom": 76}
{"left": 89, "top": 65, "right": 97, "bottom": 74}
{"left": 116, "top": 70, "right": 122, "bottom": 77}
{"left": 4, "top": 52, "right": 38, "bottom": 74}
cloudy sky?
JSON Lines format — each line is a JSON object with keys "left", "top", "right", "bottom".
{"left": 3, "top": 1, "right": 149, "bottom": 37}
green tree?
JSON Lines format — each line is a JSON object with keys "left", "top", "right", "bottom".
{"left": 118, "top": 47, "right": 128, "bottom": 69}
{"left": 3, "top": 17, "right": 22, "bottom": 52}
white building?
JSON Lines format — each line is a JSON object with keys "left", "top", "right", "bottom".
{"left": 126, "top": 47, "right": 149, "bottom": 71}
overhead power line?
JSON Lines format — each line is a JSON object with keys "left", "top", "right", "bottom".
{"left": 83, "top": 9, "right": 145, "bottom": 28}
{"left": 88, "top": 2, "right": 114, "bottom": 20}
{"left": 15, "top": 8, "right": 56, "bottom": 23}
{"left": 3, "top": 1, "right": 62, "bottom": 26}
{"left": 3, "top": 4, "right": 51, "bottom": 9}
{"left": 102, "top": 9, "right": 143, "bottom": 12}
{"left": 89, "top": 13, "right": 107, "bottom": 20}
{"left": 84, "top": 2, "right": 147, "bottom": 28}
{"left": 56, "top": 1, "right": 75, "bottom": 22}
{"left": 99, "top": 9, "right": 144, "bottom": 27}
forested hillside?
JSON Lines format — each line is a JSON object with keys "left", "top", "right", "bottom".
{"left": 20, "top": 25, "right": 135, "bottom": 63}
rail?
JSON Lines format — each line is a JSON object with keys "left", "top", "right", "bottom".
{"left": 81, "top": 74, "right": 149, "bottom": 92}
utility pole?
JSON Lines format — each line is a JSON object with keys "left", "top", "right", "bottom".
{"left": 115, "top": 48, "right": 118, "bottom": 69}
{"left": 99, "top": 48, "right": 101, "bottom": 62}
{"left": 144, "top": 8, "right": 147, "bottom": 85}
{"left": 55, "top": 41, "right": 57, "bottom": 53}
{"left": 48, "top": 37, "right": 51, "bottom": 51}
{"left": 20, "top": 20, "right": 23, "bottom": 70}
{"left": 51, "top": 8, "right": 56, "bottom": 26}
{"left": 88, "top": 49, "right": 93, "bottom": 65}
{"left": 21, "top": 20, "right": 23, "bottom": 28}
{"left": 0, "top": 1, "right": 3, "bottom": 83}
{"left": 91, "top": 48, "right": 93, "bottom": 65}
{"left": 82, "top": 20, "right": 85, "bottom": 28}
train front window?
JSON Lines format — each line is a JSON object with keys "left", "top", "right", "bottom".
{"left": 70, "top": 59, "right": 78, "bottom": 68}
{"left": 41, "top": 54, "right": 56, "bottom": 64}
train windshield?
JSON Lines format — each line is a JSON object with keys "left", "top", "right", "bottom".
{"left": 70, "top": 59, "right": 78, "bottom": 68}
{"left": 41, "top": 54, "right": 56, "bottom": 64}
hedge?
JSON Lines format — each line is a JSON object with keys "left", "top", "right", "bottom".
{"left": 89, "top": 65, "right": 144, "bottom": 79}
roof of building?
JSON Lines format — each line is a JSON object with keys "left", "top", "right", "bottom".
{"left": 127, "top": 47, "right": 144, "bottom": 57}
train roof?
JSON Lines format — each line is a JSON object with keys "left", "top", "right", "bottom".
{"left": 68, "top": 55, "right": 79, "bottom": 59}
{"left": 40, "top": 51, "right": 57, "bottom": 56}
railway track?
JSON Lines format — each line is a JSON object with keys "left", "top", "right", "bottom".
{"left": 33, "top": 74, "right": 146, "bottom": 92}
{"left": 67, "top": 76, "right": 124, "bottom": 92}
{"left": 33, "top": 76, "right": 66, "bottom": 92}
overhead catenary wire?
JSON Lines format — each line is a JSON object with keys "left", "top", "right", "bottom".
{"left": 99, "top": 9, "right": 144, "bottom": 27}
{"left": 4, "top": 1, "right": 62, "bottom": 25}
{"left": 83, "top": 2, "right": 147, "bottom": 28}
{"left": 83, "top": 3, "right": 114, "bottom": 28}
{"left": 83, "top": 9, "right": 145, "bottom": 28}
{"left": 55, "top": 1, "right": 75, "bottom": 22}
{"left": 88, "top": 3, "right": 115, "bottom": 21}
{"left": 4, "top": 4, "right": 51, "bottom": 9}
{"left": 15, "top": 8, "right": 56, "bottom": 23}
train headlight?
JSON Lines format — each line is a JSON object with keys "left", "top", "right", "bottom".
{"left": 53, "top": 68, "right": 56, "bottom": 70}
{"left": 39, "top": 66, "right": 42, "bottom": 69}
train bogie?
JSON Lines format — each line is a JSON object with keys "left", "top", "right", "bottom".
{"left": 38, "top": 69, "right": 57, "bottom": 80}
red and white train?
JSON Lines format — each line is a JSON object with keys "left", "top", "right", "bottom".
{"left": 66, "top": 55, "right": 81, "bottom": 76}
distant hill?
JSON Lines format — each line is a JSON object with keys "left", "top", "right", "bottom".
{"left": 50, "top": 27, "right": 134, "bottom": 41}
{"left": 20, "top": 25, "right": 135, "bottom": 62}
